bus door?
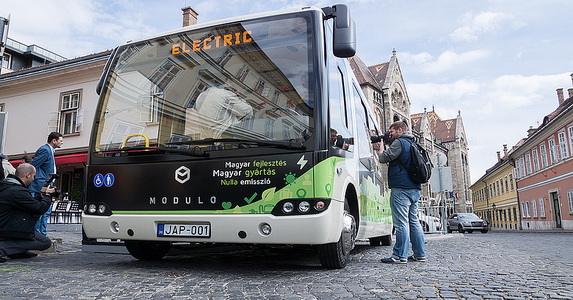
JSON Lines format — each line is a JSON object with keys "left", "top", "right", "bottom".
{"left": 351, "top": 83, "right": 387, "bottom": 228}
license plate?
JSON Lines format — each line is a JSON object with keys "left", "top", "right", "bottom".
{"left": 157, "top": 223, "right": 211, "bottom": 237}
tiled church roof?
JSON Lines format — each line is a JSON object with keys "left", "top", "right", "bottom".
{"left": 368, "top": 63, "right": 389, "bottom": 88}
{"left": 411, "top": 111, "right": 457, "bottom": 143}
{"left": 348, "top": 56, "right": 388, "bottom": 90}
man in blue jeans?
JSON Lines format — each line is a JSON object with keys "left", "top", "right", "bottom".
{"left": 377, "top": 121, "right": 426, "bottom": 264}
{"left": 29, "top": 132, "right": 63, "bottom": 235}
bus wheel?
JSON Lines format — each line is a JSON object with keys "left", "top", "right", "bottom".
{"left": 318, "top": 200, "right": 356, "bottom": 269}
{"left": 125, "top": 240, "right": 171, "bottom": 260}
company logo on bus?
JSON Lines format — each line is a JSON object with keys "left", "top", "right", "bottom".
{"left": 171, "top": 31, "right": 253, "bottom": 54}
{"left": 175, "top": 166, "right": 191, "bottom": 184}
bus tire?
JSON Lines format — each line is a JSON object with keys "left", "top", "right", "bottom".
{"left": 318, "top": 200, "right": 356, "bottom": 269}
{"left": 125, "top": 240, "right": 171, "bottom": 261}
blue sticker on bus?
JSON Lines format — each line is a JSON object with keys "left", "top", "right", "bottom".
{"left": 94, "top": 174, "right": 104, "bottom": 187}
{"left": 103, "top": 173, "right": 115, "bottom": 187}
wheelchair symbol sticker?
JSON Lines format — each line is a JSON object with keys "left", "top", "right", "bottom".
{"left": 94, "top": 173, "right": 115, "bottom": 187}
{"left": 94, "top": 174, "right": 104, "bottom": 187}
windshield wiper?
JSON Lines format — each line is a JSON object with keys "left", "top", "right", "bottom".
{"left": 97, "top": 146, "right": 210, "bottom": 157}
{"left": 167, "top": 138, "right": 306, "bottom": 150}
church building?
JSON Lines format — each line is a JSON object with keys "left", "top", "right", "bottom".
{"left": 350, "top": 51, "right": 472, "bottom": 214}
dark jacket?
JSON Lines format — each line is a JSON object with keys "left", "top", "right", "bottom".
{"left": 0, "top": 175, "right": 52, "bottom": 239}
{"left": 379, "top": 132, "right": 422, "bottom": 190}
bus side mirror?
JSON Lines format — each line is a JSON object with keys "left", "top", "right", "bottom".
{"left": 323, "top": 4, "right": 356, "bottom": 58}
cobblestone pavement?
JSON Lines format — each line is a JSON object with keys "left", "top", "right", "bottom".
{"left": 1, "top": 226, "right": 572, "bottom": 299}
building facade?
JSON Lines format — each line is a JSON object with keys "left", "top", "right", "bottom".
{"left": 350, "top": 51, "right": 472, "bottom": 215}
{"left": 470, "top": 144, "right": 520, "bottom": 230}
{"left": 411, "top": 110, "right": 472, "bottom": 213}
{"left": 0, "top": 51, "right": 109, "bottom": 199}
{"left": 509, "top": 82, "right": 573, "bottom": 230}
{"left": 349, "top": 50, "right": 411, "bottom": 131}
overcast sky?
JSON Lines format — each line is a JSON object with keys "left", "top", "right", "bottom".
{"left": 2, "top": 0, "right": 572, "bottom": 183}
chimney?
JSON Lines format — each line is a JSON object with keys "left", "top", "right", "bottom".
{"left": 527, "top": 126, "right": 537, "bottom": 137}
{"left": 557, "top": 88, "right": 564, "bottom": 104}
{"left": 568, "top": 88, "right": 573, "bottom": 99}
{"left": 496, "top": 151, "right": 501, "bottom": 161}
{"left": 182, "top": 6, "right": 199, "bottom": 27}
{"left": 503, "top": 144, "right": 508, "bottom": 157}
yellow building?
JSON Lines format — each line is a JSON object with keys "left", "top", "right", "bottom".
{"left": 470, "top": 145, "right": 520, "bottom": 230}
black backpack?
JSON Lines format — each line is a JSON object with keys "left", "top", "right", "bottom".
{"left": 0, "top": 163, "right": 4, "bottom": 180}
{"left": 398, "top": 138, "right": 433, "bottom": 184}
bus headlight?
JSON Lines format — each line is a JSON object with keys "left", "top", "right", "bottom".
{"left": 282, "top": 202, "right": 294, "bottom": 214}
{"left": 298, "top": 201, "right": 310, "bottom": 213}
{"left": 84, "top": 203, "right": 113, "bottom": 216}
{"left": 272, "top": 199, "right": 331, "bottom": 216}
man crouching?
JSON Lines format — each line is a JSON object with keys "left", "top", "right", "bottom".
{"left": 0, "top": 163, "right": 54, "bottom": 262}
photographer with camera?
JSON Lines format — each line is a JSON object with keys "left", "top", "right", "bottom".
{"left": 376, "top": 121, "right": 426, "bottom": 264}
{"left": 0, "top": 164, "right": 54, "bottom": 263}
{"left": 29, "top": 132, "right": 63, "bottom": 236}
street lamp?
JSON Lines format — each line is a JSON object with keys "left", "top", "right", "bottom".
{"left": 491, "top": 203, "right": 497, "bottom": 229}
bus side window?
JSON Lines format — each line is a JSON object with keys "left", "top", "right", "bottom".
{"left": 368, "top": 114, "right": 381, "bottom": 153}
{"left": 329, "top": 64, "right": 353, "bottom": 151}
{"left": 352, "top": 85, "right": 372, "bottom": 161}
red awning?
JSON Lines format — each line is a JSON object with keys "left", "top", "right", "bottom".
{"left": 10, "top": 152, "right": 88, "bottom": 168}
{"left": 55, "top": 153, "right": 88, "bottom": 165}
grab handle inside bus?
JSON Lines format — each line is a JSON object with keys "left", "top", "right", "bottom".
{"left": 121, "top": 133, "right": 150, "bottom": 149}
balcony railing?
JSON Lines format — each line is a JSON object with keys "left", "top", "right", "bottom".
{"left": 6, "top": 38, "right": 66, "bottom": 62}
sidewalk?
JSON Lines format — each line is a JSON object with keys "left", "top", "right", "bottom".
{"left": 490, "top": 228, "right": 573, "bottom": 233}
{"left": 44, "top": 223, "right": 83, "bottom": 253}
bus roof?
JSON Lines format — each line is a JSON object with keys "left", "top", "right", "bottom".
{"left": 122, "top": 6, "right": 324, "bottom": 47}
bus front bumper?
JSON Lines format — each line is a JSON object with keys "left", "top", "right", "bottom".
{"left": 82, "top": 205, "right": 344, "bottom": 245}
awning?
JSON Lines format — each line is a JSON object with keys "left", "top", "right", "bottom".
{"left": 10, "top": 152, "right": 88, "bottom": 168}
{"left": 55, "top": 153, "right": 88, "bottom": 165}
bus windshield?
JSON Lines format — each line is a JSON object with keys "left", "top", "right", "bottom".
{"left": 94, "top": 14, "right": 315, "bottom": 153}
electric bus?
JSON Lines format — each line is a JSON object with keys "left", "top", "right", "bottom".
{"left": 83, "top": 4, "right": 392, "bottom": 268}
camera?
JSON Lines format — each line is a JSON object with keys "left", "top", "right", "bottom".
{"left": 40, "top": 173, "right": 60, "bottom": 198}
{"left": 371, "top": 131, "right": 393, "bottom": 145}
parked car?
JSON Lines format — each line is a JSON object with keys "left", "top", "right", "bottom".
{"left": 447, "top": 213, "right": 488, "bottom": 233}
{"left": 418, "top": 212, "right": 442, "bottom": 233}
